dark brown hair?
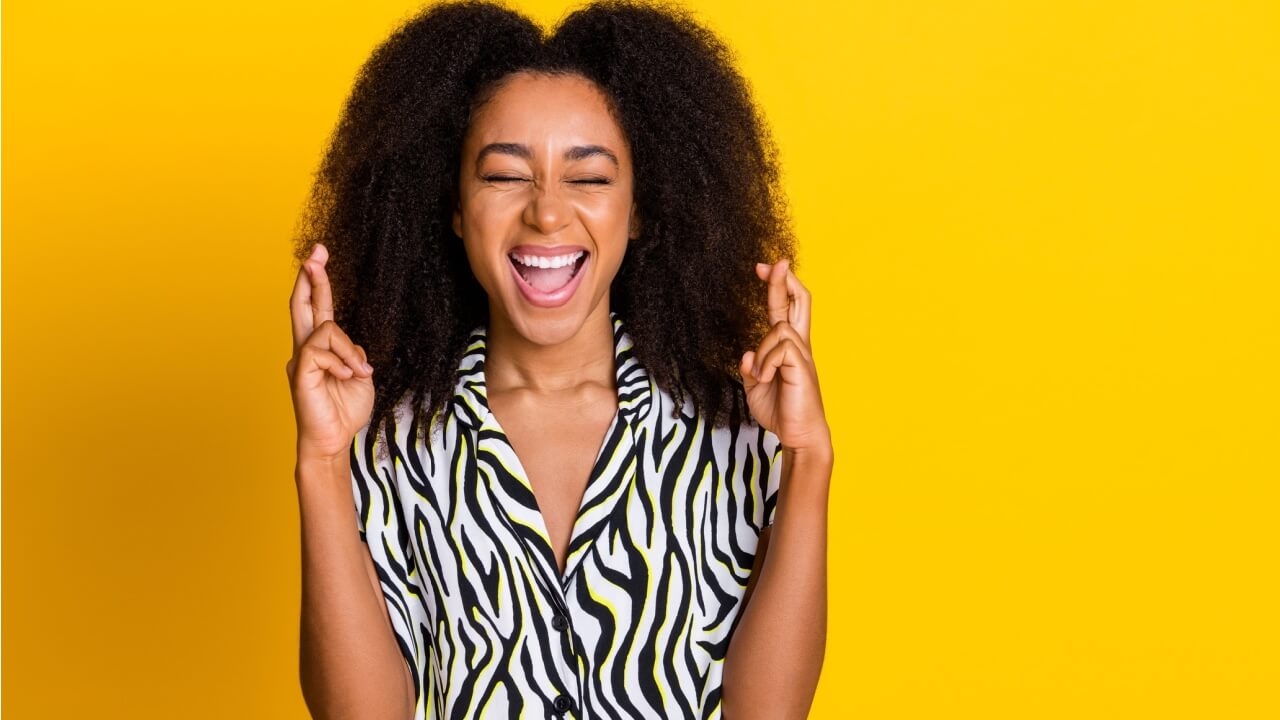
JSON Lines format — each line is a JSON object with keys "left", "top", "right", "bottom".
{"left": 291, "top": 0, "right": 796, "bottom": 448}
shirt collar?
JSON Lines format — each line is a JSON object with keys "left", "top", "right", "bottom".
{"left": 449, "top": 310, "right": 653, "bottom": 432}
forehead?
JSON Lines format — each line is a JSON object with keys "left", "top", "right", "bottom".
{"left": 465, "top": 72, "right": 628, "bottom": 158}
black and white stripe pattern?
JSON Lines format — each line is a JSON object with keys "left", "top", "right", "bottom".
{"left": 351, "top": 311, "right": 782, "bottom": 719}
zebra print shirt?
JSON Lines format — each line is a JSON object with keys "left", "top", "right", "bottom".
{"left": 350, "top": 311, "right": 783, "bottom": 719}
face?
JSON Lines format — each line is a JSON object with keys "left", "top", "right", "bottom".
{"left": 452, "top": 71, "right": 639, "bottom": 346}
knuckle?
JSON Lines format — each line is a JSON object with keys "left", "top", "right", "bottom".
{"left": 299, "top": 340, "right": 326, "bottom": 359}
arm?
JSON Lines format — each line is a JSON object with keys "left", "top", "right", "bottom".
{"left": 722, "top": 445, "right": 833, "bottom": 720}
{"left": 289, "top": 244, "right": 416, "bottom": 719}
{"left": 297, "top": 453, "right": 415, "bottom": 720}
{"left": 725, "top": 256, "right": 831, "bottom": 717}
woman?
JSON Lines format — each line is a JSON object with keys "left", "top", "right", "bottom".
{"left": 286, "top": 1, "right": 832, "bottom": 718}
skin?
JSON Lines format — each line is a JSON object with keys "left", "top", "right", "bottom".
{"left": 287, "top": 70, "right": 832, "bottom": 719}
{"left": 452, "top": 70, "right": 641, "bottom": 355}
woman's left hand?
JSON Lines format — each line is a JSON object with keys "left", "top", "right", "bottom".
{"left": 740, "top": 258, "right": 832, "bottom": 457}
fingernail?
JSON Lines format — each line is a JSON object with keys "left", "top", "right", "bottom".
{"left": 363, "top": 362, "right": 374, "bottom": 373}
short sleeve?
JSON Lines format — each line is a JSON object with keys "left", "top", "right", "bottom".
{"left": 759, "top": 427, "right": 784, "bottom": 529}
{"left": 350, "top": 420, "right": 429, "bottom": 719}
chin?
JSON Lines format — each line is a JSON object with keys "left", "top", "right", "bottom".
{"left": 506, "top": 288, "right": 625, "bottom": 346}
{"left": 505, "top": 307, "right": 595, "bottom": 347}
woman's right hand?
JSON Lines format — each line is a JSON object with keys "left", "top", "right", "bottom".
{"left": 286, "top": 243, "right": 376, "bottom": 463}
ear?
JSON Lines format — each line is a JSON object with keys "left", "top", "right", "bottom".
{"left": 452, "top": 201, "right": 463, "bottom": 238}
{"left": 628, "top": 203, "right": 641, "bottom": 240}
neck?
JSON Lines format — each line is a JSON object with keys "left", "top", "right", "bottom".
{"left": 484, "top": 303, "right": 616, "bottom": 398}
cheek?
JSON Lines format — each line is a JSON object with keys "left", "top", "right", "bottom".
{"left": 459, "top": 197, "right": 515, "bottom": 267}
{"left": 458, "top": 210, "right": 503, "bottom": 284}
{"left": 572, "top": 196, "right": 633, "bottom": 242}
{"left": 465, "top": 194, "right": 517, "bottom": 233}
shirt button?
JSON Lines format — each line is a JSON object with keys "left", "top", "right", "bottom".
{"left": 551, "top": 613, "right": 568, "bottom": 631}
{"left": 553, "top": 694, "right": 572, "bottom": 713}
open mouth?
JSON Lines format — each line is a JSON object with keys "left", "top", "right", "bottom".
{"left": 508, "top": 250, "right": 589, "bottom": 294}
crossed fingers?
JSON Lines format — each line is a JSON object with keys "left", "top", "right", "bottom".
{"left": 285, "top": 244, "right": 371, "bottom": 381}
{"left": 290, "top": 244, "right": 336, "bottom": 355}
{"left": 756, "top": 257, "right": 811, "bottom": 347}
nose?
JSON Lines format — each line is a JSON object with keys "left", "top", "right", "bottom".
{"left": 522, "top": 180, "right": 571, "bottom": 236}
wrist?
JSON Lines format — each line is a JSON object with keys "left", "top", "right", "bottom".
{"left": 779, "top": 438, "right": 833, "bottom": 508}
{"left": 296, "top": 436, "right": 349, "bottom": 466}
{"left": 783, "top": 432, "right": 834, "bottom": 469}
{"left": 295, "top": 445, "right": 351, "bottom": 484}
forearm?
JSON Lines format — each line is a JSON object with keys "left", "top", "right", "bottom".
{"left": 297, "top": 455, "right": 415, "bottom": 720}
{"left": 722, "top": 446, "right": 833, "bottom": 719}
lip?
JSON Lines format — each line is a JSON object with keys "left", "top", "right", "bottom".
{"left": 508, "top": 251, "right": 590, "bottom": 308}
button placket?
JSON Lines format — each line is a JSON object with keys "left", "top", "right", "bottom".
{"left": 545, "top": 598, "right": 581, "bottom": 716}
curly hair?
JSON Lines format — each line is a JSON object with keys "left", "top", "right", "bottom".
{"left": 291, "top": 0, "right": 797, "bottom": 451}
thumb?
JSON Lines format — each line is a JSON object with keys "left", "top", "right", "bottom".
{"left": 740, "top": 350, "right": 758, "bottom": 390}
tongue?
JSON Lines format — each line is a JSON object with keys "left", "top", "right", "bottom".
{"left": 522, "top": 264, "right": 575, "bottom": 293}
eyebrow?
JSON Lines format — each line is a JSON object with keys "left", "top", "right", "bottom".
{"left": 475, "top": 142, "right": 619, "bottom": 169}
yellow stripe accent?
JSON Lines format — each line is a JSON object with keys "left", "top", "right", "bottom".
{"left": 477, "top": 679, "right": 503, "bottom": 718}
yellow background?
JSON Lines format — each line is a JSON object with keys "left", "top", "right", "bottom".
{"left": 4, "top": 0, "right": 1277, "bottom": 717}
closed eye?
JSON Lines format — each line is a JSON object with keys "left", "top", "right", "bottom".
{"left": 482, "top": 175, "right": 612, "bottom": 185}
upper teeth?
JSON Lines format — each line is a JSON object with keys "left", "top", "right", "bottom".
{"left": 510, "top": 251, "right": 585, "bottom": 269}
